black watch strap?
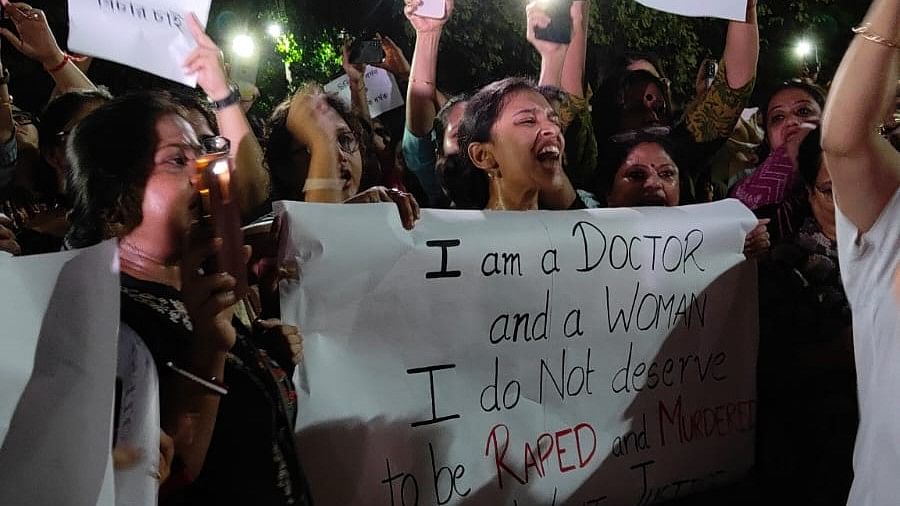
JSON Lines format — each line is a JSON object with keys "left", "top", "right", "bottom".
{"left": 212, "top": 85, "right": 241, "bottom": 110}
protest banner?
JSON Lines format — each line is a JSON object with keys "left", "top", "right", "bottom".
{"left": 278, "top": 200, "right": 760, "bottom": 505}
{"left": 67, "top": 0, "right": 212, "bottom": 86}
{"left": 634, "top": 0, "right": 749, "bottom": 22}
{"left": 0, "top": 241, "right": 119, "bottom": 506}
{"left": 325, "top": 66, "right": 405, "bottom": 118}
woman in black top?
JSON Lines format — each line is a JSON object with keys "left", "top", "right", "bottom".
{"left": 67, "top": 91, "right": 312, "bottom": 505}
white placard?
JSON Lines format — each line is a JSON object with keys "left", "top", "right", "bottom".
{"left": 67, "top": 0, "right": 212, "bottom": 86}
{"left": 325, "top": 66, "right": 405, "bottom": 118}
{"left": 114, "top": 324, "right": 161, "bottom": 506}
{"left": 279, "top": 200, "right": 760, "bottom": 505}
{"left": 634, "top": 0, "right": 748, "bottom": 22}
{"left": 0, "top": 241, "right": 120, "bottom": 506}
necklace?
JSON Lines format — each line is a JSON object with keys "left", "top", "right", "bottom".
{"left": 118, "top": 238, "right": 181, "bottom": 288}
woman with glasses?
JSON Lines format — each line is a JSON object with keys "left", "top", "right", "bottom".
{"left": 751, "top": 129, "right": 858, "bottom": 504}
{"left": 67, "top": 90, "right": 313, "bottom": 505}
{"left": 599, "top": 133, "right": 770, "bottom": 256}
{"left": 266, "top": 84, "right": 419, "bottom": 229}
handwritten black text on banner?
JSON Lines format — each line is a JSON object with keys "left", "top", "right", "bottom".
{"left": 278, "top": 201, "right": 759, "bottom": 505}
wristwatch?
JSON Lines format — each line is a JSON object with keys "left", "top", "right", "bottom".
{"left": 211, "top": 83, "right": 241, "bottom": 110}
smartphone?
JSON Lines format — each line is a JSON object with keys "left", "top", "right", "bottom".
{"left": 534, "top": 0, "right": 573, "bottom": 45}
{"left": 703, "top": 60, "right": 717, "bottom": 80}
{"left": 414, "top": 0, "right": 446, "bottom": 19}
{"left": 194, "top": 149, "right": 248, "bottom": 299}
{"left": 703, "top": 60, "right": 718, "bottom": 89}
{"left": 349, "top": 39, "right": 385, "bottom": 65}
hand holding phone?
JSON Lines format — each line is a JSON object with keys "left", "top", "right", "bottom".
{"left": 533, "top": 0, "right": 573, "bottom": 45}
{"left": 349, "top": 39, "right": 385, "bottom": 65}
{"left": 404, "top": 0, "right": 454, "bottom": 33}
{"left": 414, "top": 0, "right": 446, "bottom": 19}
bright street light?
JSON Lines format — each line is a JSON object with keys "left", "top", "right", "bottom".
{"left": 231, "top": 34, "right": 256, "bottom": 59}
{"left": 794, "top": 39, "right": 814, "bottom": 59}
{"left": 266, "top": 23, "right": 283, "bottom": 38}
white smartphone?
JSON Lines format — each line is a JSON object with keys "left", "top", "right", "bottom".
{"left": 415, "top": 0, "right": 446, "bottom": 19}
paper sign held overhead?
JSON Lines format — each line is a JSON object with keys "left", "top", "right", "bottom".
{"left": 634, "top": 0, "right": 748, "bottom": 22}
{"left": 325, "top": 66, "right": 405, "bottom": 118}
{"left": 67, "top": 0, "right": 212, "bottom": 86}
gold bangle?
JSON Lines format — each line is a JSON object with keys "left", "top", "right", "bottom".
{"left": 852, "top": 23, "right": 899, "bottom": 49}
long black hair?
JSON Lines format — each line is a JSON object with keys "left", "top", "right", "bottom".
{"left": 36, "top": 88, "right": 113, "bottom": 198}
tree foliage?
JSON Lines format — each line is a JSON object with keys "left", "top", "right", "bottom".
{"left": 4, "top": 0, "right": 865, "bottom": 116}
{"left": 249, "top": 0, "right": 865, "bottom": 116}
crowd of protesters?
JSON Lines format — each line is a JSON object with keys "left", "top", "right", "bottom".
{"left": 0, "top": 0, "right": 898, "bottom": 504}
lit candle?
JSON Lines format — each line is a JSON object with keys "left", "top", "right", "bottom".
{"left": 212, "top": 159, "right": 231, "bottom": 203}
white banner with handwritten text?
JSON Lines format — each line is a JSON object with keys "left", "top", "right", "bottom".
{"left": 279, "top": 200, "right": 759, "bottom": 505}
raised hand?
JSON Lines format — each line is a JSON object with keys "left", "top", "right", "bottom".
{"left": 184, "top": 13, "right": 230, "bottom": 101}
{"left": 0, "top": 2, "right": 64, "bottom": 69}
{"left": 374, "top": 34, "right": 411, "bottom": 81}
{"left": 403, "top": 0, "right": 455, "bottom": 34}
{"left": 526, "top": 1, "right": 569, "bottom": 56}
{"left": 341, "top": 37, "right": 367, "bottom": 83}
{"left": 286, "top": 86, "right": 345, "bottom": 151}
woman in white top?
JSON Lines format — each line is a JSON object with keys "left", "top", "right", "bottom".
{"left": 820, "top": 0, "right": 900, "bottom": 504}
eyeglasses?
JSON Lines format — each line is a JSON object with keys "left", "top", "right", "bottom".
{"left": 199, "top": 135, "right": 231, "bottom": 156}
{"left": 12, "top": 111, "right": 36, "bottom": 126}
{"left": 337, "top": 131, "right": 359, "bottom": 154}
{"left": 609, "top": 126, "right": 672, "bottom": 144}
{"left": 290, "top": 132, "right": 359, "bottom": 157}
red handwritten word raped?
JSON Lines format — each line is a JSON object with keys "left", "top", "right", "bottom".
{"left": 485, "top": 422, "right": 597, "bottom": 489}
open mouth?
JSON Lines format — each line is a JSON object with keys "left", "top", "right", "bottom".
{"left": 536, "top": 145, "right": 561, "bottom": 162}
{"left": 534, "top": 136, "right": 563, "bottom": 166}
{"left": 637, "top": 194, "right": 668, "bottom": 207}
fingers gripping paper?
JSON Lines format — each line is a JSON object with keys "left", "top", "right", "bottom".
{"left": 634, "top": 0, "right": 749, "bottom": 22}
{"left": 278, "top": 200, "right": 759, "bottom": 505}
{"left": 67, "top": 0, "right": 212, "bottom": 86}
{"left": 0, "top": 241, "right": 119, "bottom": 505}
